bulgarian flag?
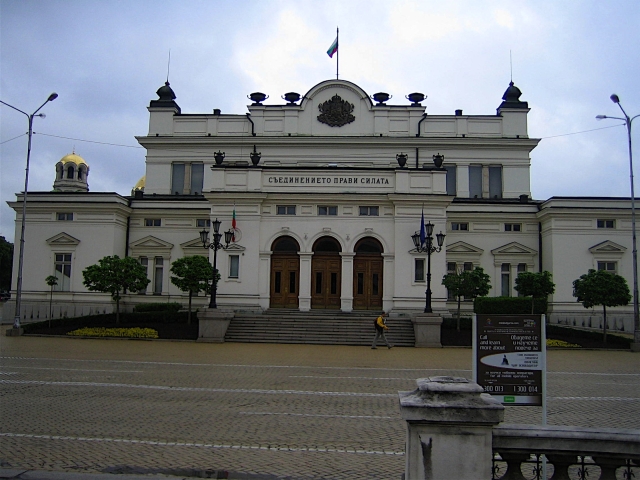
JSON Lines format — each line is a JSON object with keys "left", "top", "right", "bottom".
{"left": 327, "top": 36, "right": 338, "bottom": 58}
{"left": 232, "top": 205, "right": 237, "bottom": 242}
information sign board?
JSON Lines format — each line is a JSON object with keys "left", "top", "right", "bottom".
{"left": 473, "top": 314, "right": 545, "bottom": 406}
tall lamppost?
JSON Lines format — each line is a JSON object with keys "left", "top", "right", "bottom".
{"left": 200, "top": 218, "right": 233, "bottom": 308}
{"left": 597, "top": 94, "right": 640, "bottom": 351}
{"left": 412, "top": 222, "right": 446, "bottom": 313}
{"left": 0, "top": 93, "right": 58, "bottom": 330}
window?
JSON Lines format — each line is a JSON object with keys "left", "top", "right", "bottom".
{"left": 277, "top": 205, "right": 296, "bottom": 215}
{"left": 445, "top": 166, "right": 457, "bottom": 196}
{"left": 56, "top": 212, "right": 73, "bottom": 221}
{"left": 597, "top": 219, "right": 615, "bottom": 229}
{"left": 451, "top": 222, "right": 469, "bottom": 231}
{"left": 597, "top": 261, "right": 617, "bottom": 274}
{"left": 190, "top": 163, "right": 204, "bottom": 195}
{"left": 54, "top": 254, "right": 72, "bottom": 291}
{"left": 196, "top": 219, "right": 211, "bottom": 228}
{"left": 171, "top": 162, "right": 204, "bottom": 195}
{"left": 489, "top": 166, "right": 502, "bottom": 199}
{"left": 229, "top": 255, "right": 239, "bottom": 279}
{"left": 318, "top": 206, "right": 338, "bottom": 216}
{"left": 171, "top": 163, "right": 186, "bottom": 195}
{"left": 145, "top": 218, "right": 161, "bottom": 227}
{"left": 501, "top": 263, "right": 511, "bottom": 297}
{"left": 359, "top": 206, "right": 379, "bottom": 216}
{"left": 445, "top": 262, "right": 473, "bottom": 299}
{"left": 469, "top": 165, "right": 482, "bottom": 198}
{"left": 67, "top": 166, "right": 75, "bottom": 179}
{"left": 415, "top": 258, "right": 425, "bottom": 282}
{"left": 516, "top": 263, "right": 527, "bottom": 296}
{"left": 138, "top": 257, "right": 148, "bottom": 294}
{"left": 153, "top": 257, "right": 163, "bottom": 294}
{"left": 505, "top": 223, "right": 522, "bottom": 232}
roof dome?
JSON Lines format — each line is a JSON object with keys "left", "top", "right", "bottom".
{"left": 59, "top": 152, "right": 88, "bottom": 167}
{"left": 133, "top": 175, "right": 146, "bottom": 191}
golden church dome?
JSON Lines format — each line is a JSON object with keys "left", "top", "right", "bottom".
{"left": 59, "top": 153, "right": 88, "bottom": 166}
{"left": 133, "top": 175, "right": 146, "bottom": 191}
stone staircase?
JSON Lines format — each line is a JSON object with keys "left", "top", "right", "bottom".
{"left": 225, "top": 309, "right": 416, "bottom": 346}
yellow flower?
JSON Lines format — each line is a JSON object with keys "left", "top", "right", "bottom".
{"left": 67, "top": 327, "right": 159, "bottom": 339}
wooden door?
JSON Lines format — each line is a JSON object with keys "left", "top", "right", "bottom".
{"left": 353, "top": 256, "right": 383, "bottom": 310}
{"left": 270, "top": 255, "right": 299, "bottom": 308}
{"left": 311, "top": 255, "right": 341, "bottom": 309}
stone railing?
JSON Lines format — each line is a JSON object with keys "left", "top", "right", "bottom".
{"left": 398, "top": 376, "right": 640, "bottom": 480}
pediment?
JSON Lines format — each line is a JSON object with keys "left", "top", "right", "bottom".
{"left": 447, "top": 241, "right": 484, "bottom": 255}
{"left": 46, "top": 232, "right": 80, "bottom": 246}
{"left": 129, "top": 235, "right": 174, "bottom": 249}
{"left": 491, "top": 242, "right": 537, "bottom": 256}
{"left": 181, "top": 238, "right": 207, "bottom": 250}
{"left": 225, "top": 243, "right": 246, "bottom": 252}
{"left": 589, "top": 240, "right": 627, "bottom": 254}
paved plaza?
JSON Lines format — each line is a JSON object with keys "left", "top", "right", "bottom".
{"left": 1, "top": 335, "right": 639, "bottom": 479}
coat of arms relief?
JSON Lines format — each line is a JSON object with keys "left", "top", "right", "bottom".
{"left": 317, "top": 94, "right": 355, "bottom": 127}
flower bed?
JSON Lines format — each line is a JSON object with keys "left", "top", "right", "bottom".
{"left": 67, "top": 327, "right": 159, "bottom": 339}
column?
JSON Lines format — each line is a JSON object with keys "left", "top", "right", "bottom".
{"left": 340, "top": 252, "right": 355, "bottom": 312}
{"left": 298, "top": 252, "right": 313, "bottom": 312}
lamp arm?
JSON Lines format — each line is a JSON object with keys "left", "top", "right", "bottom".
{"left": 32, "top": 97, "right": 53, "bottom": 117}
{"left": 0, "top": 100, "right": 29, "bottom": 118}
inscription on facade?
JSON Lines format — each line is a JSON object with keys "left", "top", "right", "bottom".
{"left": 267, "top": 176, "right": 390, "bottom": 185}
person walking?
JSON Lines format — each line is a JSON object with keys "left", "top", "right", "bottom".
{"left": 372, "top": 312, "right": 392, "bottom": 349}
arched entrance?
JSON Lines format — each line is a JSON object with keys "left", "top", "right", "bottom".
{"left": 270, "top": 236, "right": 300, "bottom": 308}
{"left": 353, "top": 237, "right": 383, "bottom": 310}
{"left": 311, "top": 236, "right": 342, "bottom": 309}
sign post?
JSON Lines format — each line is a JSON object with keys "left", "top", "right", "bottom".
{"left": 473, "top": 314, "right": 546, "bottom": 406}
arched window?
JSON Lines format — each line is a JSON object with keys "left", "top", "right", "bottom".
{"left": 57, "top": 165, "right": 63, "bottom": 179}
{"left": 272, "top": 236, "right": 300, "bottom": 253}
{"left": 354, "top": 238, "right": 383, "bottom": 254}
{"left": 67, "top": 166, "right": 75, "bottom": 179}
{"left": 312, "top": 236, "right": 341, "bottom": 253}
{"left": 77, "top": 167, "right": 84, "bottom": 180}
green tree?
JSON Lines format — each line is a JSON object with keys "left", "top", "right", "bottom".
{"left": 0, "top": 236, "right": 13, "bottom": 292}
{"left": 170, "top": 256, "right": 213, "bottom": 324}
{"left": 45, "top": 275, "right": 58, "bottom": 328}
{"left": 515, "top": 271, "right": 556, "bottom": 314}
{"left": 442, "top": 266, "right": 491, "bottom": 331}
{"left": 82, "top": 255, "right": 150, "bottom": 324}
{"left": 573, "top": 269, "right": 631, "bottom": 343}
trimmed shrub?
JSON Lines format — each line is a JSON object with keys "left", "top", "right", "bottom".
{"left": 474, "top": 296, "right": 547, "bottom": 315}
{"left": 442, "top": 317, "right": 472, "bottom": 330}
{"left": 22, "top": 310, "right": 190, "bottom": 333}
{"left": 133, "top": 302, "right": 182, "bottom": 313}
{"left": 546, "top": 324, "right": 631, "bottom": 347}
{"left": 67, "top": 327, "right": 159, "bottom": 338}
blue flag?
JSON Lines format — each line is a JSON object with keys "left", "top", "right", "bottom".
{"left": 420, "top": 208, "right": 426, "bottom": 246}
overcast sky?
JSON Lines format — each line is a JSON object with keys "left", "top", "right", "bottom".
{"left": 1, "top": 0, "right": 639, "bottom": 243}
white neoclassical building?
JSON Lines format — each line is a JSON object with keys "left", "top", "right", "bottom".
{"left": 4, "top": 78, "right": 636, "bottom": 333}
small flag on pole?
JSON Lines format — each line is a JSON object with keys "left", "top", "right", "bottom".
{"left": 327, "top": 36, "right": 338, "bottom": 58}
{"left": 420, "top": 208, "right": 426, "bottom": 246}
{"left": 232, "top": 205, "right": 237, "bottom": 242}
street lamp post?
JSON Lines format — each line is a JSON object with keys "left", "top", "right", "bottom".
{"left": 0, "top": 93, "right": 58, "bottom": 330}
{"left": 200, "top": 218, "right": 233, "bottom": 309}
{"left": 412, "top": 222, "right": 446, "bottom": 313}
{"left": 597, "top": 94, "right": 640, "bottom": 352}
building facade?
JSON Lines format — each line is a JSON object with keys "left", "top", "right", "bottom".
{"left": 4, "top": 79, "right": 635, "bottom": 333}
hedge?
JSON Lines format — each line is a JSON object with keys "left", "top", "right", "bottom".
{"left": 474, "top": 296, "right": 547, "bottom": 314}
{"left": 133, "top": 302, "right": 182, "bottom": 313}
{"left": 442, "top": 317, "right": 472, "bottom": 330}
{"left": 546, "top": 324, "right": 631, "bottom": 347}
{"left": 22, "top": 310, "right": 190, "bottom": 333}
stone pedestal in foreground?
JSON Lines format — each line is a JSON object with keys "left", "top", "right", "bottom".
{"left": 411, "top": 313, "right": 442, "bottom": 348}
{"left": 197, "top": 308, "right": 234, "bottom": 343}
{"left": 5, "top": 327, "right": 24, "bottom": 336}
{"left": 399, "top": 376, "right": 504, "bottom": 480}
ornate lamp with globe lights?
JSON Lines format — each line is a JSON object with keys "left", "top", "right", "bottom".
{"left": 411, "top": 222, "right": 446, "bottom": 313}
{"left": 200, "top": 218, "right": 234, "bottom": 309}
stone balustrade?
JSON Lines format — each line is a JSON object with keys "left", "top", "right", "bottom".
{"left": 399, "top": 376, "right": 640, "bottom": 480}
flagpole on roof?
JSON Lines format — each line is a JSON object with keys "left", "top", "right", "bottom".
{"left": 336, "top": 26, "right": 339, "bottom": 80}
